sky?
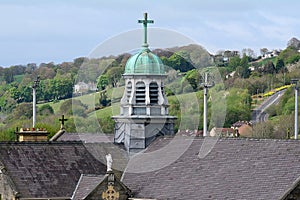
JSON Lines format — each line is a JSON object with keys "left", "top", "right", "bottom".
{"left": 1, "top": 0, "right": 300, "bottom": 67}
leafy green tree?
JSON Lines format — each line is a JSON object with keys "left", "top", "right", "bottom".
{"left": 163, "top": 53, "right": 194, "bottom": 72}
{"left": 3, "top": 68, "right": 14, "bottom": 83}
{"left": 278, "top": 46, "right": 300, "bottom": 64}
{"left": 184, "top": 69, "right": 201, "bottom": 90}
{"left": 275, "top": 58, "right": 285, "bottom": 73}
{"left": 225, "top": 88, "right": 251, "bottom": 126}
{"left": 106, "top": 66, "right": 123, "bottom": 87}
{"left": 39, "top": 104, "right": 54, "bottom": 116}
{"left": 239, "top": 54, "right": 251, "bottom": 78}
{"left": 19, "top": 85, "right": 32, "bottom": 102}
{"left": 97, "top": 75, "right": 109, "bottom": 90}
{"left": 9, "top": 103, "right": 32, "bottom": 120}
{"left": 264, "top": 61, "right": 276, "bottom": 74}
{"left": 286, "top": 54, "right": 300, "bottom": 64}
{"left": 227, "top": 56, "right": 241, "bottom": 72}
{"left": 0, "top": 95, "right": 16, "bottom": 113}
{"left": 99, "top": 90, "right": 109, "bottom": 107}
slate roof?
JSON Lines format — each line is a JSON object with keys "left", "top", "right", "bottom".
{"left": 57, "top": 133, "right": 114, "bottom": 143}
{"left": 0, "top": 141, "right": 107, "bottom": 199}
{"left": 72, "top": 174, "right": 105, "bottom": 200}
{"left": 122, "top": 137, "right": 300, "bottom": 200}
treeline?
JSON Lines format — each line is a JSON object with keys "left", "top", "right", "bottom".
{"left": 1, "top": 38, "right": 300, "bottom": 139}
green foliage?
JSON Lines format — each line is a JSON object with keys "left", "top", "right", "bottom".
{"left": 227, "top": 56, "right": 241, "bottom": 72}
{"left": 0, "top": 127, "right": 16, "bottom": 141}
{"left": 99, "top": 90, "right": 110, "bottom": 107}
{"left": 275, "top": 58, "right": 286, "bottom": 73}
{"left": 275, "top": 87, "right": 294, "bottom": 115}
{"left": 235, "top": 54, "right": 250, "bottom": 78}
{"left": 263, "top": 61, "right": 276, "bottom": 74}
{"left": 39, "top": 104, "right": 54, "bottom": 116}
{"left": 286, "top": 54, "right": 300, "bottom": 64}
{"left": 162, "top": 52, "right": 194, "bottom": 72}
{"left": 278, "top": 46, "right": 300, "bottom": 65}
{"left": 282, "top": 97, "right": 295, "bottom": 115}
{"left": 252, "top": 121, "right": 274, "bottom": 138}
{"left": 8, "top": 103, "right": 33, "bottom": 120}
{"left": 184, "top": 69, "right": 201, "bottom": 90}
{"left": 106, "top": 66, "right": 123, "bottom": 87}
{"left": 97, "top": 74, "right": 109, "bottom": 90}
{"left": 60, "top": 99, "right": 88, "bottom": 117}
{"left": 225, "top": 88, "right": 251, "bottom": 126}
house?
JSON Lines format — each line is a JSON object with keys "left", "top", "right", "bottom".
{"left": 262, "top": 50, "right": 280, "bottom": 59}
{"left": 74, "top": 82, "right": 97, "bottom": 94}
{"left": 209, "top": 127, "right": 236, "bottom": 137}
{"left": 231, "top": 121, "right": 253, "bottom": 137}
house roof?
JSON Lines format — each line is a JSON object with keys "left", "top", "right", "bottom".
{"left": 232, "top": 120, "right": 252, "bottom": 128}
{"left": 71, "top": 174, "right": 105, "bottom": 200}
{"left": 0, "top": 141, "right": 107, "bottom": 199}
{"left": 122, "top": 137, "right": 300, "bottom": 200}
{"left": 57, "top": 133, "right": 114, "bottom": 143}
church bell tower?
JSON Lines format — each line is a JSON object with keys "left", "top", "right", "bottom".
{"left": 112, "top": 13, "right": 176, "bottom": 153}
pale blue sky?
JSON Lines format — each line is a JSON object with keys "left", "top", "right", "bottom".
{"left": 1, "top": 0, "right": 300, "bottom": 67}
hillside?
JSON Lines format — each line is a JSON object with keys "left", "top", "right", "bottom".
{"left": 1, "top": 37, "right": 300, "bottom": 140}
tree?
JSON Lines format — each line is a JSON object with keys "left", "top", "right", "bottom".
{"left": 10, "top": 103, "right": 33, "bottom": 120}
{"left": 97, "top": 75, "right": 109, "bottom": 90}
{"left": 3, "top": 68, "right": 14, "bottom": 83}
{"left": 264, "top": 61, "right": 276, "bottom": 74}
{"left": 39, "top": 104, "right": 54, "bottom": 116}
{"left": 242, "top": 48, "right": 256, "bottom": 60}
{"left": 165, "top": 53, "right": 194, "bottom": 72}
{"left": 287, "top": 37, "right": 300, "bottom": 49}
{"left": 224, "top": 88, "right": 251, "bottom": 126}
{"left": 252, "top": 121, "right": 274, "bottom": 138}
{"left": 260, "top": 48, "right": 269, "bottom": 57}
{"left": 184, "top": 69, "right": 201, "bottom": 90}
{"left": 106, "top": 66, "right": 123, "bottom": 87}
{"left": 99, "top": 90, "right": 109, "bottom": 107}
{"left": 227, "top": 56, "right": 241, "bottom": 72}
{"left": 275, "top": 58, "right": 285, "bottom": 73}
{"left": 235, "top": 54, "right": 250, "bottom": 78}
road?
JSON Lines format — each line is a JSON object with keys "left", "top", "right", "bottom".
{"left": 251, "top": 89, "right": 286, "bottom": 123}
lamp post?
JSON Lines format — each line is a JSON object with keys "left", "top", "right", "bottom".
{"left": 291, "top": 79, "right": 299, "bottom": 139}
{"left": 201, "top": 73, "right": 214, "bottom": 137}
{"left": 32, "top": 76, "right": 40, "bottom": 128}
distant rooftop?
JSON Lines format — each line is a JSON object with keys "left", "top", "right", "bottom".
{"left": 122, "top": 137, "right": 300, "bottom": 199}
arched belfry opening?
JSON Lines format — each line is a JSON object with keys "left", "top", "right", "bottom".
{"left": 112, "top": 13, "right": 176, "bottom": 153}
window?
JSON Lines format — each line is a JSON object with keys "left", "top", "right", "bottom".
{"left": 135, "top": 82, "right": 146, "bottom": 104}
{"left": 149, "top": 82, "right": 159, "bottom": 104}
{"left": 126, "top": 81, "right": 132, "bottom": 103}
{"left": 161, "top": 82, "right": 165, "bottom": 96}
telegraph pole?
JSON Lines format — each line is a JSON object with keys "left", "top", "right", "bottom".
{"left": 291, "top": 79, "right": 299, "bottom": 139}
{"left": 32, "top": 76, "right": 40, "bottom": 128}
{"left": 201, "top": 73, "right": 214, "bottom": 137}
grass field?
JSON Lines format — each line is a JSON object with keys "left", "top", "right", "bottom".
{"left": 38, "top": 86, "right": 125, "bottom": 114}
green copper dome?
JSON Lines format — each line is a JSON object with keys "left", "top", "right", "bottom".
{"left": 124, "top": 47, "right": 165, "bottom": 75}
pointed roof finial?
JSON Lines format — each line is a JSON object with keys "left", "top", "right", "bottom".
{"left": 138, "top": 12, "right": 154, "bottom": 48}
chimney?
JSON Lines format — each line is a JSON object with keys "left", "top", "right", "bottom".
{"left": 16, "top": 128, "right": 49, "bottom": 142}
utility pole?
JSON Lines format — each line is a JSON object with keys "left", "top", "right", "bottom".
{"left": 201, "top": 73, "right": 214, "bottom": 137}
{"left": 32, "top": 76, "right": 40, "bottom": 128}
{"left": 291, "top": 79, "right": 299, "bottom": 139}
